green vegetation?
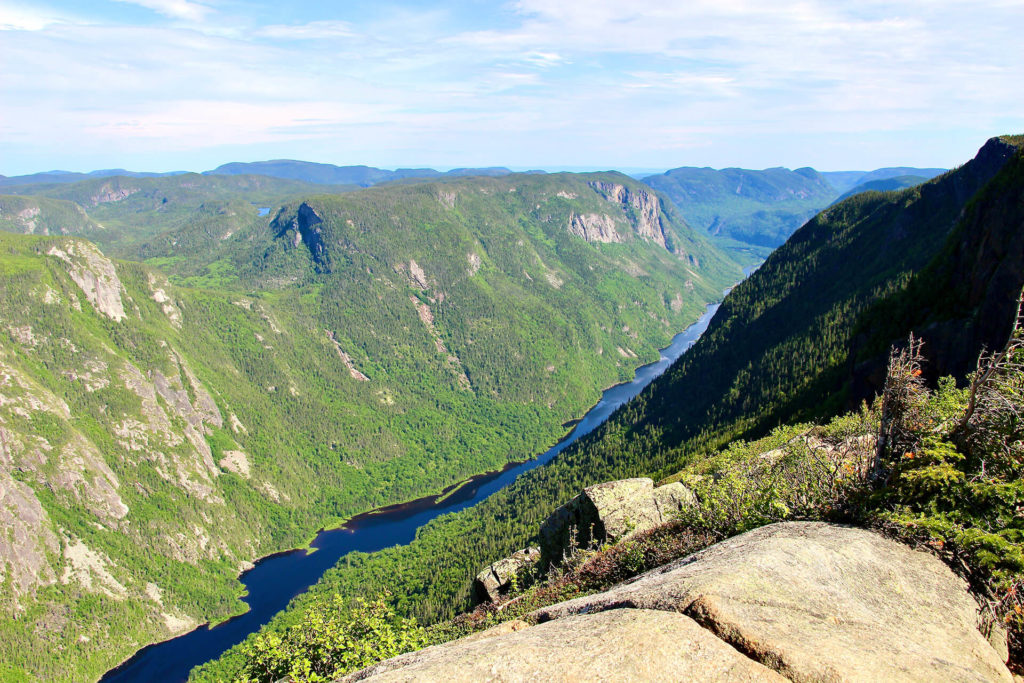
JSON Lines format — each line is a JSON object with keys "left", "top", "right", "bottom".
{"left": 236, "top": 595, "right": 427, "bottom": 683}
{"left": 0, "top": 173, "right": 351, "bottom": 259}
{"left": 0, "top": 195, "right": 100, "bottom": 236}
{"left": 642, "top": 165, "right": 837, "bottom": 249}
{"left": 194, "top": 137, "right": 1024, "bottom": 681}
{"left": 225, "top": 318, "right": 1024, "bottom": 681}
{"left": 0, "top": 170, "right": 738, "bottom": 681}
{"left": 831, "top": 174, "right": 929, "bottom": 204}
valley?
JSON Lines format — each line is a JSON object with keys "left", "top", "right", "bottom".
{"left": 0, "top": 137, "right": 1020, "bottom": 683}
{"left": 0, "top": 170, "right": 737, "bottom": 681}
{"left": 3, "top": 1, "right": 1020, "bottom": 680}
{"left": 187, "top": 135, "right": 1024, "bottom": 682}
{"left": 101, "top": 298, "right": 721, "bottom": 682}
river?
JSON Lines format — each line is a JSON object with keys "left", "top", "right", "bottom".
{"left": 100, "top": 301, "right": 722, "bottom": 682}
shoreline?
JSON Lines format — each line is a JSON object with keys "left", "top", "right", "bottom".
{"left": 98, "top": 292, "right": 734, "bottom": 682}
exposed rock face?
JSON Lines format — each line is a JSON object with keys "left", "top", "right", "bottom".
{"left": 90, "top": 181, "right": 139, "bottom": 206}
{"left": 473, "top": 547, "right": 540, "bottom": 604}
{"left": 147, "top": 273, "right": 182, "bottom": 328}
{"left": 351, "top": 522, "right": 1011, "bottom": 682}
{"left": 279, "top": 202, "right": 329, "bottom": 271}
{"left": 0, "top": 467, "right": 59, "bottom": 601}
{"left": 538, "top": 478, "right": 694, "bottom": 563}
{"left": 588, "top": 181, "right": 668, "bottom": 248}
{"left": 534, "top": 522, "right": 1011, "bottom": 682}
{"left": 47, "top": 240, "right": 127, "bottom": 321}
{"left": 568, "top": 212, "right": 621, "bottom": 243}
{"left": 219, "top": 450, "right": 251, "bottom": 478}
{"left": 344, "top": 608, "right": 783, "bottom": 682}
{"left": 326, "top": 330, "right": 371, "bottom": 382}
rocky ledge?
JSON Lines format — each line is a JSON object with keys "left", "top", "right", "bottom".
{"left": 344, "top": 522, "right": 1012, "bottom": 682}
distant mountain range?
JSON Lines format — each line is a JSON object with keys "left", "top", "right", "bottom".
{"left": 0, "top": 162, "right": 529, "bottom": 190}
{"left": 641, "top": 165, "right": 947, "bottom": 252}
{"left": 0, "top": 168, "right": 188, "bottom": 187}
{"left": 203, "top": 161, "right": 531, "bottom": 187}
{"left": 830, "top": 174, "right": 931, "bottom": 205}
{"left": 821, "top": 167, "right": 947, "bottom": 194}
{"left": 0, "top": 160, "right": 948, "bottom": 257}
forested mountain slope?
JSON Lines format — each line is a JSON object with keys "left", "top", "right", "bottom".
{"left": 831, "top": 174, "right": 929, "bottom": 204}
{"left": 193, "top": 135, "right": 1024, "bottom": 681}
{"left": 0, "top": 173, "right": 737, "bottom": 681}
{"left": 617, "top": 135, "right": 1022, "bottom": 474}
{"left": 641, "top": 165, "right": 836, "bottom": 252}
{"left": 0, "top": 173, "right": 352, "bottom": 261}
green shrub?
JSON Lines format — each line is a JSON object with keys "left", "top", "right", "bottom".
{"left": 235, "top": 594, "right": 427, "bottom": 682}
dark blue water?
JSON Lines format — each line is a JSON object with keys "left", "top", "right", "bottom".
{"left": 100, "top": 302, "right": 721, "bottom": 683}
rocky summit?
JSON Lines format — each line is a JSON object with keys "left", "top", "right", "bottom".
{"left": 348, "top": 522, "right": 1011, "bottom": 682}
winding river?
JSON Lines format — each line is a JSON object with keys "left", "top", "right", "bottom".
{"left": 101, "top": 301, "right": 722, "bottom": 682}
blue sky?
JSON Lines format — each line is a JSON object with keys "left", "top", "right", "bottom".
{"left": 1, "top": 0, "right": 1022, "bottom": 175}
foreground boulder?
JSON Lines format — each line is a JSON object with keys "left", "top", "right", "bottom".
{"left": 538, "top": 478, "right": 694, "bottom": 562}
{"left": 342, "top": 608, "right": 784, "bottom": 682}
{"left": 535, "top": 522, "right": 1011, "bottom": 682}
{"left": 473, "top": 547, "right": 540, "bottom": 604}
{"left": 345, "top": 522, "right": 1011, "bottom": 682}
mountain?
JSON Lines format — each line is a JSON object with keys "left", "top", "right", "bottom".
{"left": 191, "top": 136, "right": 1024, "bottom": 681}
{"left": 617, "top": 137, "right": 1016, "bottom": 467}
{"left": 205, "top": 160, "right": 521, "bottom": 187}
{"left": 0, "top": 195, "right": 102, "bottom": 236}
{"left": 820, "top": 166, "right": 946, "bottom": 194}
{"left": 850, "top": 135, "right": 1024, "bottom": 399}
{"left": 640, "top": 165, "right": 838, "bottom": 253}
{"left": 0, "top": 173, "right": 350, "bottom": 259}
{"left": 0, "top": 169, "right": 187, "bottom": 188}
{"left": 0, "top": 172, "right": 738, "bottom": 681}
{"left": 831, "top": 174, "right": 929, "bottom": 204}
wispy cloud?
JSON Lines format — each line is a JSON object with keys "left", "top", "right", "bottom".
{"left": 111, "top": 0, "right": 212, "bottom": 22}
{"left": 0, "top": 0, "right": 1021, "bottom": 174}
{"left": 0, "top": 3, "right": 74, "bottom": 30}
{"left": 255, "top": 20, "right": 356, "bottom": 40}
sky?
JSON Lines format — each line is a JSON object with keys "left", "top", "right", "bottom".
{"left": 1, "top": 0, "right": 1022, "bottom": 176}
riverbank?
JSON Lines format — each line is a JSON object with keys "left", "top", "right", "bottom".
{"left": 102, "top": 294, "right": 733, "bottom": 682}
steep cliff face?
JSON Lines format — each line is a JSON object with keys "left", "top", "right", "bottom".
{"left": 586, "top": 181, "right": 668, "bottom": 248}
{"left": 275, "top": 201, "right": 329, "bottom": 270}
{"left": 849, "top": 136, "right": 1024, "bottom": 401}
{"left": 567, "top": 212, "right": 620, "bottom": 243}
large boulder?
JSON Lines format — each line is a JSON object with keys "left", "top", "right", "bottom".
{"left": 342, "top": 608, "right": 784, "bottom": 682}
{"left": 538, "top": 478, "right": 694, "bottom": 563}
{"left": 473, "top": 547, "right": 540, "bottom": 604}
{"left": 534, "top": 522, "right": 1011, "bottom": 682}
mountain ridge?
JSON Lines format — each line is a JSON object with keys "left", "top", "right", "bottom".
{"left": 0, "top": 170, "right": 738, "bottom": 682}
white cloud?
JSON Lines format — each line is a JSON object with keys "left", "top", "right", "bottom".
{"left": 255, "top": 20, "right": 356, "bottom": 40}
{"left": 0, "top": 3, "right": 73, "bottom": 30}
{"left": 0, "top": 0, "right": 1021, "bottom": 173}
{"left": 111, "top": 0, "right": 212, "bottom": 22}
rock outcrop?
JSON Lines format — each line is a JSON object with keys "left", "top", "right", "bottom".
{"left": 538, "top": 478, "right": 694, "bottom": 563}
{"left": 278, "top": 202, "right": 329, "bottom": 271}
{"left": 587, "top": 181, "right": 668, "bottom": 248}
{"left": 473, "top": 547, "right": 540, "bottom": 604}
{"left": 46, "top": 240, "right": 126, "bottom": 321}
{"left": 344, "top": 609, "right": 784, "bottom": 682}
{"left": 567, "top": 212, "right": 621, "bottom": 243}
{"left": 535, "top": 522, "right": 1011, "bottom": 682}
{"left": 348, "top": 522, "right": 1011, "bottom": 682}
